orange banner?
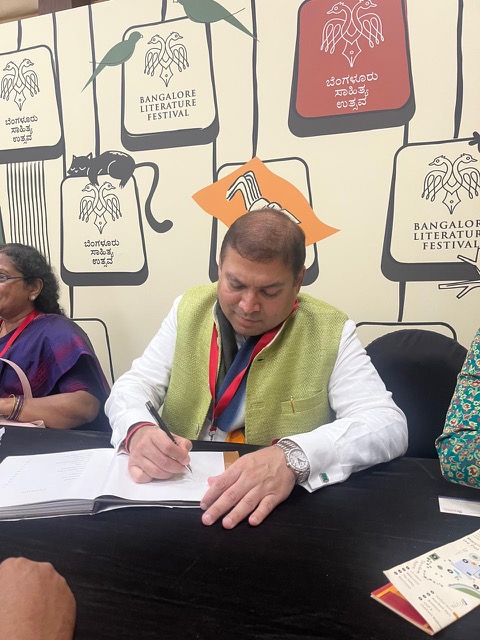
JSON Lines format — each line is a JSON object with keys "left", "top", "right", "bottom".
{"left": 192, "top": 157, "right": 339, "bottom": 246}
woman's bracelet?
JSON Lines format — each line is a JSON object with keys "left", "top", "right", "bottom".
{"left": 5, "top": 394, "right": 25, "bottom": 421}
{"left": 16, "top": 395, "right": 26, "bottom": 421}
{"left": 1, "top": 394, "right": 17, "bottom": 420}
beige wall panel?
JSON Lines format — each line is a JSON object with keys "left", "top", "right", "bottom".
{"left": 0, "top": 0, "right": 478, "bottom": 381}
{"left": 459, "top": 0, "right": 480, "bottom": 138}
{"left": 406, "top": 0, "right": 458, "bottom": 142}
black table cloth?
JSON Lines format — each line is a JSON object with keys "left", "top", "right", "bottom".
{"left": 0, "top": 427, "right": 478, "bottom": 639}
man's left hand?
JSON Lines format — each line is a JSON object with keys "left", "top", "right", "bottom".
{"left": 200, "top": 445, "right": 296, "bottom": 529}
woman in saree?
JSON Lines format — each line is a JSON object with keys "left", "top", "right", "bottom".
{"left": 0, "top": 243, "right": 110, "bottom": 430}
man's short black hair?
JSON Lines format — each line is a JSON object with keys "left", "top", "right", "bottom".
{"left": 219, "top": 209, "right": 306, "bottom": 278}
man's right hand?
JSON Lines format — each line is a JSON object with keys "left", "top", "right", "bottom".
{"left": 127, "top": 424, "right": 192, "bottom": 482}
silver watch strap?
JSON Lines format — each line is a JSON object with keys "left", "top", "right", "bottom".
{"left": 276, "top": 439, "right": 310, "bottom": 483}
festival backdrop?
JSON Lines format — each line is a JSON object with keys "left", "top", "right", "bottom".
{"left": 0, "top": 0, "right": 478, "bottom": 381}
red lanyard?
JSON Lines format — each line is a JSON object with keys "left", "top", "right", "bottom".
{"left": 208, "top": 300, "right": 298, "bottom": 421}
{"left": 0, "top": 310, "right": 40, "bottom": 358}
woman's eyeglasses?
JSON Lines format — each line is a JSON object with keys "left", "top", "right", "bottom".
{"left": 0, "top": 275, "right": 28, "bottom": 284}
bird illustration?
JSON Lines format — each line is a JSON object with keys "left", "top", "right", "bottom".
{"left": 353, "top": 0, "right": 383, "bottom": 48}
{"left": 1, "top": 62, "right": 16, "bottom": 101}
{"left": 1, "top": 59, "right": 40, "bottom": 111}
{"left": 422, "top": 155, "right": 453, "bottom": 202}
{"left": 321, "top": 0, "right": 383, "bottom": 68}
{"left": 82, "top": 31, "right": 143, "bottom": 91}
{"left": 79, "top": 184, "right": 96, "bottom": 223}
{"left": 422, "top": 153, "right": 479, "bottom": 214}
{"left": 453, "top": 153, "right": 479, "bottom": 199}
{"left": 100, "top": 182, "right": 121, "bottom": 221}
{"left": 21, "top": 59, "right": 39, "bottom": 97}
{"left": 144, "top": 32, "right": 189, "bottom": 87}
{"left": 80, "top": 182, "right": 122, "bottom": 233}
{"left": 174, "top": 0, "right": 256, "bottom": 40}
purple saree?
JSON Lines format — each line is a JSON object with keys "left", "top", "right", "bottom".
{"left": 0, "top": 314, "right": 110, "bottom": 431}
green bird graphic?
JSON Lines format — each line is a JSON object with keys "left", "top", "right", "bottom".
{"left": 175, "top": 0, "right": 256, "bottom": 40}
{"left": 83, "top": 31, "right": 143, "bottom": 91}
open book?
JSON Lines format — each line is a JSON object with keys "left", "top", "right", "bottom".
{"left": 372, "top": 528, "right": 480, "bottom": 635}
{"left": 0, "top": 448, "right": 238, "bottom": 520}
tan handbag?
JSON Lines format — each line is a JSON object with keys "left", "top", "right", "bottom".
{"left": 0, "top": 358, "right": 45, "bottom": 428}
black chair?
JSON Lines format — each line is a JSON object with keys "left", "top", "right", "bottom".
{"left": 365, "top": 329, "right": 467, "bottom": 458}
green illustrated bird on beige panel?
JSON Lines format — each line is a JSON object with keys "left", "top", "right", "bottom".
{"left": 82, "top": 31, "right": 143, "bottom": 91}
{"left": 175, "top": 0, "right": 256, "bottom": 39}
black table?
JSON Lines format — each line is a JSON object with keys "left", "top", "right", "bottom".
{"left": 0, "top": 427, "right": 479, "bottom": 639}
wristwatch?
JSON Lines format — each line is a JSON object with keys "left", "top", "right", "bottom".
{"left": 275, "top": 438, "right": 310, "bottom": 483}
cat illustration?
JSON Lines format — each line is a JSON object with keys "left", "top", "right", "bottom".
{"left": 68, "top": 150, "right": 172, "bottom": 233}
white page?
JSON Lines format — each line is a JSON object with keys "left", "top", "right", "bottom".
{"left": 100, "top": 451, "right": 226, "bottom": 502}
{"left": 438, "top": 496, "right": 480, "bottom": 518}
{"left": 0, "top": 449, "right": 114, "bottom": 508}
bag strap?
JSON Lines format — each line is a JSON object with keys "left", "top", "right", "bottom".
{"left": 0, "top": 358, "right": 33, "bottom": 399}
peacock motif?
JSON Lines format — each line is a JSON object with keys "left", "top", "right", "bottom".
{"left": 0, "top": 59, "right": 40, "bottom": 111}
{"left": 144, "top": 32, "right": 189, "bottom": 87}
{"left": 321, "top": 0, "right": 383, "bottom": 68}
{"left": 100, "top": 182, "right": 121, "bottom": 222}
{"left": 422, "top": 153, "right": 480, "bottom": 215}
{"left": 79, "top": 182, "right": 121, "bottom": 234}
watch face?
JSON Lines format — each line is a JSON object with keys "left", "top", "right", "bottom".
{"left": 287, "top": 449, "right": 309, "bottom": 472}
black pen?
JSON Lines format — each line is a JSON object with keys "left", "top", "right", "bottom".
{"left": 145, "top": 401, "right": 193, "bottom": 473}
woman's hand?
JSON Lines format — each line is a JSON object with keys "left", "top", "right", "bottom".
{"left": 2, "top": 390, "right": 101, "bottom": 429}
